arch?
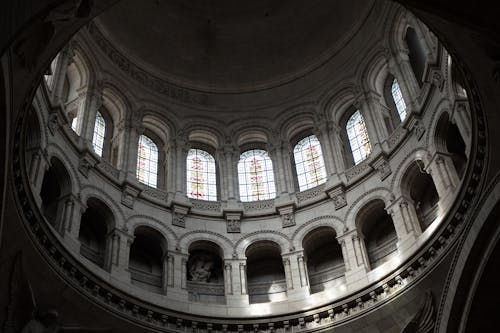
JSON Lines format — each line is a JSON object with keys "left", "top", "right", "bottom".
{"left": 355, "top": 199, "right": 398, "bottom": 269}
{"left": 187, "top": 128, "right": 220, "bottom": 150}
{"left": 46, "top": 143, "right": 81, "bottom": 193}
{"left": 344, "top": 187, "right": 394, "bottom": 230}
{"left": 78, "top": 197, "right": 115, "bottom": 270}
{"left": 126, "top": 216, "right": 178, "bottom": 251}
{"left": 433, "top": 112, "right": 467, "bottom": 178}
{"left": 236, "top": 128, "right": 269, "bottom": 148}
{"left": 234, "top": 230, "right": 290, "bottom": 257}
{"left": 302, "top": 226, "right": 345, "bottom": 294}
{"left": 245, "top": 240, "right": 287, "bottom": 304}
{"left": 129, "top": 225, "right": 167, "bottom": 293}
{"left": 80, "top": 185, "right": 126, "bottom": 227}
{"left": 177, "top": 231, "right": 233, "bottom": 259}
{"left": 291, "top": 215, "right": 346, "bottom": 250}
{"left": 39, "top": 156, "right": 73, "bottom": 231}
{"left": 400, "top": 160, "right": 439, "bottom": 230}
{"left": 187, "top": 240, "right": 225, "bottom": 304}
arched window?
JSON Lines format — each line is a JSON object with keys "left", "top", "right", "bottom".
{"left": 92, "top": 111, "right": 106, "bottom": 157}
{"left": 391, "top": 78, "right": 407, "bottom": 121}
{"left": 293, "top": 135, "right": 327, "bottom": 191}
{"left": 44, "top": 53, "right": 60, "bottom": 90}
{"left": 238, "top": 149, "right": 276, "bottom": 202}
{"left": 405, "top": 27, "right": 426, "bottom": 87}
{"left": 186, "top": 149, "right": 217, "bottom": 201}
{"left": 346, "top": 111, "right": 371, "bottom": 165}
{"left": 71, "top": 116, "right": 78, "bottom": 132}
{"left": 137, "top": 135, "right": 159, "bottom": 188}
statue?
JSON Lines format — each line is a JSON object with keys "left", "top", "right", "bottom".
{"left": 188, "top": 254, "right": 215, "bottom": 282}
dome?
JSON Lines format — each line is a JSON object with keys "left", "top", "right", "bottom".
{"left": 2, "top": 0, "right": 498, "bottom": 332}
{"left": 95, "top": 0, "right": 375, "bottom": 93}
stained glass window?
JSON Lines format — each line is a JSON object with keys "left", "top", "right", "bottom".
{"left": 44, "top": 53, "right": 60, "bottom": 90}
{"left": 391, "top": 78, "right": 407, "bottom": 121}
{"left": 136, "top": 135, "right": 158, "bottom": 188}
{"left": 293, "top": 135, "right": 327, "bottom": 191}
{"left": 92, "top": 111, "right": 106, "bottom": 157}
{"left": 238, "top": 150, "right": 276, "bottom": 202}
{"left": 346, "top": 111, "right": 372, "bottom": 165}
{"left": 186, "top": 149, "right": 217, "bottom": 201}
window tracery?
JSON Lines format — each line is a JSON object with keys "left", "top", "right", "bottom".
{"left": 187, "top": 149, "right": 217, "bottom": 201}
{"left": 293, "top": 135, "right": 327, "bottom": 191}
{"left": 346, "top": 111, "right": 372, "bottom": 165}
{"left": 137, "top": 134, "right": 159, "bottom": 188}
{"left": 237, "top": 149, "right": 276, "bottom": 202}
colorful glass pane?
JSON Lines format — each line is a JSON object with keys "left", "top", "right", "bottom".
{"left": 346, "top": 111, "right": 372, "bottom": 165}
{"left": 293, "top": 135, "right": 327, "bottom": 191}
{"left": 238, "top": 150, "right": 276, "bottom": 202}
{"left": 136, "top": 135, "right": 158, "bottom": 188}
{"left": 186, "top": 149, "right": 217, "bottom": 201}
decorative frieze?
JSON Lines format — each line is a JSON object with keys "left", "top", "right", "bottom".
{"left": 296, "top": 184, "right": 325, "bottom": 203}
{"left": 78, "top": 151, "right": 98, "bottom": 177}
{"left": 372, "top": 155, "right": 391, "bottom": 181}
{"left": 224, "top": 210, "right": 243, "bottom": 233}
{"left": 276, "top": 203, "right": 296, "bottom": 228}
{"left": 326, "top": 185, "right": 347, "bottom": 210}
{"left": 171, "top": 202, "right": 190, "bottom": 228}
{"left": 121, "top": 183, "right": 141, "bottom": 209}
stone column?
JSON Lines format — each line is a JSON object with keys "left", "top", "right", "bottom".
{"left": 222, "top": 144, "right": 237, "bottom": 201}
{"left": 107, "top": 228, "right": 133, "bottom": 282}
{"left": 281, "top": 142, "right": 295, "bottom": 194}
{"left": 225, "top": 259, "right": 250, "bottom": 306}
{"left": 116, "top": 118, "right": 144, "bottom": 178}
{"left": 314, "top": 120, "right": 336, "bottom": 177}
{"left": 452, "top": 101, "right": 471, "bottom": 156}
{"left": 355, "top": 92, "right": 384, "bottom": 150}
{"left": 386, "top": 197, "right": 421, "bottom": 252}
{"left": 51, "top": 44, "right": 73, "bottom": 105}
{"left": 282, "top": 258, "right": 293, "bottom": 291}
{"left": 173, "top": 135, "right": 189, "bottom": 197}
{"left": 75, "top": 81, "right": 103, "bottom": 143}
{"left": 165, "top": 252, "right": 189, "bottom": 301}
{"left": 389, "top": 50, "right": 420, "bottom": 106}
{"left": 223, "top": 261, "right": 233, "bottom": 295}
{"left": 239, "top": 262, "right": 248, "bottom": 295}
{"left": 426, "top": 153, "right": 459, "bottom": 202}
{"left": 329, "top": 124, "right": 346, "bottom": 174}
{"left": 297, "top": 254, "right": 309, "bottom": 288}
{"left": 267, "top": 140, "right": 285, "bottom": 196}
{"left": 162, "top": 253, "right": 174, "bottom": 294}
{"left": 29, "top": 149, "right": 49, "bottom": 194}
{"left": 62, "top": 195, "right": 84, "bottom": 252}
{"left": 337, "top": 232, "right": 369, "bottom": 288}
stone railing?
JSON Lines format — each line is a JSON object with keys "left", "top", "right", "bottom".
{"left": 187, "top": 281, "right": 225, "bottom": 304}
{"left": 130, "top": 267, "right": 162, "bottom": 288}
{"left": 80, "top": 244, "right": 104, "bottom": 267}
{"left": 308, "top": 265, "right": 345, "bottom": 287}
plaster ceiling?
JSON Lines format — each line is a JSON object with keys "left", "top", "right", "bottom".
{"left": 95, "top": 0, "right": 375, "bottom": 93}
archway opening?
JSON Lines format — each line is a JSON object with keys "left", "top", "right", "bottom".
{"left": 39, "top": 157, "right": 71, "bottom": 231}
{"left": 246, "top": 241, "right": 286, "bottom": 303}
{"left": 357, "top": 199, "right": 398, "bottom": 269}
{"left": 303, "top": 227, "right": 345, "bottom": 294}
{"left": 187, "top": 240, "right": 225, "bottom": 304}
{"left": 78, "top": 197, "right": 113, "bottom": 269}
{"left": 402, "top": 160, "right": 440, "bottom": 230}
{"left": 129, "top": 226, "right": 166, "bottom": 293}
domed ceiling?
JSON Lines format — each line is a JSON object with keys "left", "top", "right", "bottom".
{"left": 95, "top": 0, "right": 375, "bottom": 93}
